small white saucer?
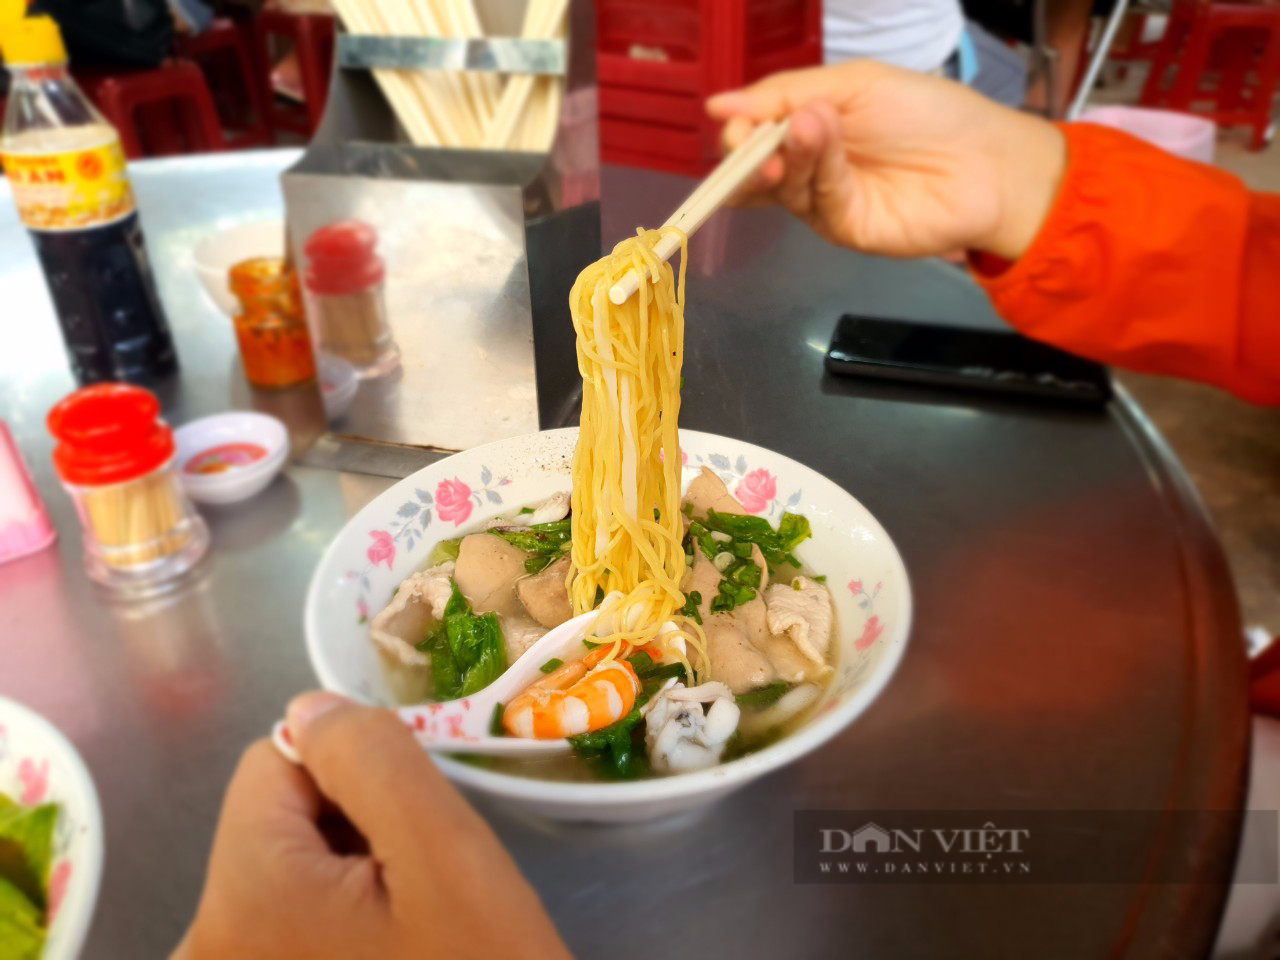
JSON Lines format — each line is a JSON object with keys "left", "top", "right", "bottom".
{"left": 174, "top": 412, "right": 288, "bottom": 505}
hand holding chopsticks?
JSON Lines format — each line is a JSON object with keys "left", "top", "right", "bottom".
{"left": 608, "top": 117, "right": 792, "bottom": 305}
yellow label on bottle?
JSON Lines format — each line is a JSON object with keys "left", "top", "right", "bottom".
{"left": 1, "top": 140, "right": 136, "bottom": 231}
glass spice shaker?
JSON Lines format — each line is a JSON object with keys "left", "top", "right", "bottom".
{"left": 48, "top": 384, "right": 209, "bottom": 591}
{"left": 228, "top": 257, "right": 317, "bottom": 389}
{"left": 303, "top": 220, "right": 399, "bottom": 378}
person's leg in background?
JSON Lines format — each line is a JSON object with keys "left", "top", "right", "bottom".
{"left": 1025, "top": 0, "right": 1095, "bottom": 116}
{"left": 965, "top": 19, "right": 1029, "bottom": 107}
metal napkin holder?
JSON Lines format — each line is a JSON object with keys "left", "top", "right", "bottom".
{"left": 281, "top": 0, "right": 599, "bottom": 477}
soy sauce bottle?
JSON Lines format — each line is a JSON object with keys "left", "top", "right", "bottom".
{"left": 0, "top": 14, "right": 177, "bottom": 385}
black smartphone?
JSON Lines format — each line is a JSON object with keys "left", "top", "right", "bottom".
{"left": 825, "top": 314, "right": 1112, "bottom": 404}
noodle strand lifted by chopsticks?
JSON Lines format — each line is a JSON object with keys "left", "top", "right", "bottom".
{"left": 568, "top": 229, "right": 709, "bottom": 678}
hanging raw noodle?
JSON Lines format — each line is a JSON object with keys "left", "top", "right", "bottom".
{"left": 568, "top": 228, "right": 709, "bottom": 680}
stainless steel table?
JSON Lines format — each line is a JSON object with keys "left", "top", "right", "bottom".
{"left": 0, "top": 151, "right": 1248, "bottom": 959}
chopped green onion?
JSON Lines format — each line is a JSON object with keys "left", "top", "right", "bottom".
{"left": 679, "top": 590, "right": 703, "bottom": 624}
{"left": 489, "top": 702, "right": 506, "bottom": 736}
{"left": 540, "top": 658, "right": 563, "bottom": 673}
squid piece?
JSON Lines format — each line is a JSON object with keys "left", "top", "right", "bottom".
{"left": 645, "top": 681, "right": 741, "bottom": 774}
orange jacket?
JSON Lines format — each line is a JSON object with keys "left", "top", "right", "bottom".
{"left": 974, "top": 122, "right": 1280, "bottom": 406}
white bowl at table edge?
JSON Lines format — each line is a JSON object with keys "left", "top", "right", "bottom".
{"left": 304, "top": 427, "right": 912, "bottom": 822}
{"left": 0, "top": 697, "right": 104, "bottom": 960}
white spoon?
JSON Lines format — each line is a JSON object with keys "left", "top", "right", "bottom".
{"left": 272, "top": 596, "right": 682, "bottom": 762}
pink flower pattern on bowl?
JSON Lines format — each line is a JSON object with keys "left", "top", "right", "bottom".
{"left": 435, "top": 478, "right": 474, "bottom": 527}
{"left": 366, "top": 531, "right": 395, "bottom": 570}
{"left": 733, "top": 468, "right": 777, "bottom": 514}
{"left": 688, "top": 451, "right": 802, "bottom": 518}
{"left": 17, "top": 756, "right": 48, "bottom": 805}
{"left": 346, "top": 465, "right": 508, "bottom": 622}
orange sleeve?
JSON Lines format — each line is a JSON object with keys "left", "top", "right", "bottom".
{"left": 973, "top": 122, "right": 1280, "bottom": 406}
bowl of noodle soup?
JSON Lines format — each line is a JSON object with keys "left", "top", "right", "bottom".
{"left": 304, "top": 426, "right": 911, "bottom": 821}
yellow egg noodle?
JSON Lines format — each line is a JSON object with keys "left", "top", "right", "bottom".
{"left": 567, "top": 227, "right": 709, "bottom": 679}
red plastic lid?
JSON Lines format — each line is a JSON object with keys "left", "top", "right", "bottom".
{"left": 47, "top": 384, "right": 175, "bottom": 486}
{"left": 303, "top": 220, "right": 385, "bottom": 296}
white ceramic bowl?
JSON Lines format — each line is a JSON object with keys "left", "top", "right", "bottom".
{"left": 305, "top": 428, "right": 911, "bottom": 821}
{"left": 192, "top": 218, "right": 286, "bottom": 315}
{"left": 0, "top": 697, "right": 104, "bottom": 960}
{"left": 174, "top": 412, "right": 289, "bottom": 505}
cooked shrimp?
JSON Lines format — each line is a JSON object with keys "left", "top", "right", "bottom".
{"left": 504, "top": 646, "right": 640, "bottom": 739}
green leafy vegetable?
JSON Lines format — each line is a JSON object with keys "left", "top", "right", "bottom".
{"left": 540, "top": 658, "right": 563, "bottom": 674}
{"left": 702, "top": 510, "right": 813, "bottom": 570}
{"left": 0, "top": 793, "right": 58, "bottom": 958}
{"left": 489, "top": 702, "right": 506, "bottom": 736}
{"left": 0, "top": 874, "right": 45, "bottom": 960}
{"left": 416, "top": 582, "right": 507, "bottom": 699}
{"left": 777, "top": 513, "right": 812, "bottom": 551}
{"left": 524, "top": 553, "right": 557, "bottom": 575}
{"left": 679, "top": 590, "right": 703, "bottom": 624}
{"left": 638, "top": 662, "right": 686, "bottom": 696}
{"left": 0, "top": 797, "right": 56, "bottom": 914}
{"left": 624, "top": 650, "right": 655, "bottom": 675}
{"left": 426, "top": 537, "right": 463, "bottom": 568}
{"left": 490, "top": 519, "right": 572, "bottom": 555}
{"left": 568, "top": 699, "right": 650, "bottom": 779}
{"left": 735, "top": 682, "right": 793, "bottom": 710}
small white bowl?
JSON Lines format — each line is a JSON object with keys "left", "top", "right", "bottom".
{"left": 305, "top": 428, "right": 911, "bottom": 822}
{"left": 174, "top": 412, "right": 289, "bottom": 506}
{"left": 0, "top": 696, "right": 104, "bottom": 960}
{"left": 193, "top": 219, "right": 286, "bottom": 315}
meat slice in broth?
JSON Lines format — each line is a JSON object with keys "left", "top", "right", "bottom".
{"left": 517, "top": 555, "right": 573, "bottom": 628}
{"left": 454, "top": 534, "right": 527, "bottom": 617}
{"left": 369, "top": 561, "right": 454, "bottom": 668}
{"left": 764, "top": 577, "right": 834, "bottom": 672}
{"left": 685, "top": 466, "right": 746, "bottom": 517}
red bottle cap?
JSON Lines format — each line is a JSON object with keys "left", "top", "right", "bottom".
{"left": 47, "top": 384, "right": 175, "bottom": 486}
{"left": 303, "top": 220, "right": 385, "bottom": 296}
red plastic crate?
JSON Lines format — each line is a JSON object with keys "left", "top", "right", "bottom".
{"left": 597, "top": 0, "right": 821, "bottom": 174}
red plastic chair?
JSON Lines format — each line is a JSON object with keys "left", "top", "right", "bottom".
{"left": 597, "top": 0, "right": 822, "bottom": 175}
{"left": 75, "top": 60, "right": 225, "bottom": 159}
{"left": 254, "top": 11, "right": 334, "bottom": 138}
{"left": 176, "top": 17, "right": 273, "bottom": 149}
{"left": 1141, "top": 0, "right": 1280, "bottom": 150}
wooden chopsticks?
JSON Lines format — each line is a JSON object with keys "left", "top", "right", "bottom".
{"left": 608, "top": 118, "right": 792, "bottom": 305}
{"left": 329, "top": 0, "right": 567, "bottom": 152}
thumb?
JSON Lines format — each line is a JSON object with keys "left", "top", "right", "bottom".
{"left": 286, "top": 693, "right": 486, "bottom": 875}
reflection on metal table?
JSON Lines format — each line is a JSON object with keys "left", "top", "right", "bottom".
{"left": 0, "top": 151, "right": 1248, "bottom": 959}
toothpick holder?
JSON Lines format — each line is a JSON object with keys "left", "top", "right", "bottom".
{"left": 281, "top": 0, "right": 600, "bottom": 477}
